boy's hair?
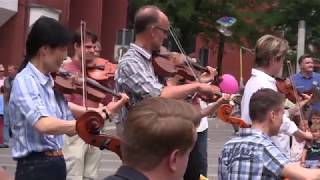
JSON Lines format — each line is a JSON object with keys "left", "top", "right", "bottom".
{"left": 121, "top": 97, "right": 201, "bottom": 170}
{"left": 249, "top": 88, "right": 285, "bottom": 122}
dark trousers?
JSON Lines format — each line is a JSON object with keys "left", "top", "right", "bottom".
{"left": 184, "top": 129, "right": 208, "bottom": 180}
{"left": 15, "top": 152, "right": 66, "bottom": 180}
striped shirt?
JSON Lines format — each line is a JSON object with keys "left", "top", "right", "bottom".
{"left": 9, "top": 62, "right": 74, "bottom": 158}
{"left": 114, "top": 43, "right": 163, "bottom": 123}
{"left": 218, "top": 128, "right": 290, "bottom": 180}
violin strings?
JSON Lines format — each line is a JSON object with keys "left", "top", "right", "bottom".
{"left": 168, "top": 26, "right": 199, "bottom": 82}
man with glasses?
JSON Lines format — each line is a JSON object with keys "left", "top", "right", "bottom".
{"left": 114, "top": 5, "right": 224, "bottom": 180}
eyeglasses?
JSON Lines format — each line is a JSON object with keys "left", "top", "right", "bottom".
{"left": 154, "top": 26, "right": 169, "bottom": 35}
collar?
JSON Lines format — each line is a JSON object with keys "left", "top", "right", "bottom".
{"left": 251, "top": 68, "right": 276, "bottom": 84}
{"left": 239, "top": 128, "right": 269, "bottom": 139}
{"left": 114, "top": 165, "right": 149, "bottom": 180}
{"left": 130, "top": 43, "right": 152, "bottom": 60}
{"left": 27, "top": 62, "right": 53, "bottom": 87}
{"left": 298, "top": 72, "right": 313, "bottom": 79}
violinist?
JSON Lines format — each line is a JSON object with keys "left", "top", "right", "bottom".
{"left": 9, "top": 17, "right": 76, "bottom": 180}
{"left": 241, "top": 34, "right": 313, "bottom": 158}
{"left": 62, "top": 30, "right": 128, "bottom": 180}
{"left": 115, "top": 5, "right": 219, "bottom": 131}
{"left": 292, "top": 54, "right": 320, "bottom": 113}
{"left": 115, "top": 5, "right": 223, "bottom": 180}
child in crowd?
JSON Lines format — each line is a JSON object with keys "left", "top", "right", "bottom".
{"left": 301, "top": 112, "right": 320, "bottom": 168}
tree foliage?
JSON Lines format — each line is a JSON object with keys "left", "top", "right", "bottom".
{"left": 131, "top": 0, "right": 320, "bottom": 56}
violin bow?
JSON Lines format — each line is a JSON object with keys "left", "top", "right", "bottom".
{"left": 287, "top": 60, "right": 304, "bottom": 122}
{"left": 168, "top": 26, "right": 200, "bottom": 82}
{"left": 169, "top": 25, "right": 212, "bottom": 102}
{"left": 80, "top": 20, "right": 88, "bottom": 109}
{"left": 240, "top": 47, "right": 244, "bottom": 89}
{"left": 239, "top": 46, "right": 254, "bottom": 89}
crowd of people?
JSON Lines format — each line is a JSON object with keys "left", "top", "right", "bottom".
{"left": 1, "top": 4, "right": 320, "bottom": 180}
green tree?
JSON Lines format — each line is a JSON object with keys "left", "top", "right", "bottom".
{"left": 130, "top": 0, "right": 320, "bottom": 61}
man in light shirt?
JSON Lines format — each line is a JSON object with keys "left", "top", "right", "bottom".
{"left": 241, "top": 34, "right": 313, "bottom": 157}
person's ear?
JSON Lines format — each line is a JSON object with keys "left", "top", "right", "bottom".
{"left": 268, "top": 110, "right": 275, "bottom": 123}
{"left": 149, "top": 26, "right": 156, "bottom": 38}
{"left": 168, "top": 149, "right": 179, "bottom": 172}
{"left": 74, "top": 43, "right": 81, "bottom": 50}
{"left": 39, "top": 46, "right": 49, "bottom": 57}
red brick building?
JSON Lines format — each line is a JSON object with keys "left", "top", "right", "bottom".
{"left": 0, "top": 0, "right": 128, "bottom": 70}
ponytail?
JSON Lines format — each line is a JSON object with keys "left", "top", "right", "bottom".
{"left": 17, "top": 55, "right": 30, "bottom": 73}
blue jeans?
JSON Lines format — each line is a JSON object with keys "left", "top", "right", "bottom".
{"left": 15, "top": 152, "right": 66, "bottom": 180}
{"left": 184, "top": 129, "right": 208, "bottom": 180}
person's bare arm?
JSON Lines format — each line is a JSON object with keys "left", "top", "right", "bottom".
{"left": 160, "top": 82, "right": 220, "bottom": 100}
{"left": 288, "top": 93, "right": 311, "bottom": 117}
{"left": 200, "top": 95, "right": 230, "bottom": 118}
{"left": 68, "top": 93, "right": 129, "bottom": 119}
{"left": 281, "top": 162, "right": 320, "bottom": 179}
{"left": 293, "top": 129, "right": 313, "bottom": 142}
{"left": 68, "top": 102, "right": 96, "bottom": 118}
{"left": 34, "top": 117, "right": 76, "bottom": 136}
{"left": 300, "top": 148, "right": 307, "bottom": 166}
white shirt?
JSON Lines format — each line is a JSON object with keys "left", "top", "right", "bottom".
{"left": 272, "top": 115, "right": 298, "bottom": 157}
{"left": 197, "top": 100, "right": 208, "bottom": 132}
{"left": 241, "top": 68, "right": 298, "bottom": 157}
{"left": 290, "top": 136, "right": 305, "bottom": 162}
{"left": 241, "top": 68, "right": 277, "bottom": 124}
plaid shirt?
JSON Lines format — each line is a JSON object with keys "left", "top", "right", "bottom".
{"left": 114, "top": 43, "right": 163, "bottom": 123}
{"left": 218, "top": 128, "right": 290, "bottom": 180}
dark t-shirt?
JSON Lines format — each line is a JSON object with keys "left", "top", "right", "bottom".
{"left": 104, "top": 166, "right": 148, "bottom": 180}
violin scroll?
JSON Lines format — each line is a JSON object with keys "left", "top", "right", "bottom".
{"left": 76, "top": 111, "right": 122, "bottom": 158}
{"left": 217, "top": 104, "right": 250, "bottom": 128}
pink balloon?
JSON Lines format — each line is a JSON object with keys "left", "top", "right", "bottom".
{"left": 219, "top": 74, "right": 239, "bottom": 94}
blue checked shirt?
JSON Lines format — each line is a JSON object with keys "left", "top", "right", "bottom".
{"left": 9, "top": 62, "right": 74, "bottom": 158}
{"left": 218, "top": 128, "right": 290, "bottom": 180}
{"left": 114, "top": 43, "right": 163, "bottom": 123}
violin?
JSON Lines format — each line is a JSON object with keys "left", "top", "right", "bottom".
{"left": 275, "top": 77, "right": 301, "bottom": 103}
{"left": 87, "top": 57, "right": 117, "bottom": 82}
{"left": 53, "top": 68, "right": 121, "bottom": 104}
{"left": 217, "top": 102, "right": 250, "bottom": 128}
{"left": 76, "top": 111, "right": 122, "bottom": 158}
{"left": 86, "top": 58, "right": 117, "bottom": 103}
{"left": 152, "top": 51, "right": 224, "bottom": 102}
{"left": 152, "top": 51, "right": 210, "bottom": 82}
{"left": 69, "top": 21, "right": 124, "bottom": 158}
